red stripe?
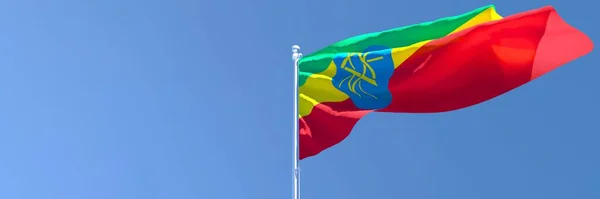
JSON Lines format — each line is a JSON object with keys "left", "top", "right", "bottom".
{"left": 299, "top": 6, "right": 593, "bottom": 160}
{"left": 379, "top": 6, "right": 592, "bottom": 113}
{"left": 299, "top": 100, "right": 370, "bottom": 159}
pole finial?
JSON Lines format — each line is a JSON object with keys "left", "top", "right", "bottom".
{"left": 292, "top": 45, "right": 302, "bottom": 62}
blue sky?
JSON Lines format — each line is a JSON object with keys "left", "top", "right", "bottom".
{"left": 0, "top": 0, "right": 598, "bottom": 198}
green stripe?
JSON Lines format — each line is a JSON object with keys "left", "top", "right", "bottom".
{"left": 298, "top": 5, "right": 495, "bottom": 87}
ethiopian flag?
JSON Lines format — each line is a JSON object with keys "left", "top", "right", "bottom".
{"left": 298, "top": 5, "right": 593, "bottom": 159}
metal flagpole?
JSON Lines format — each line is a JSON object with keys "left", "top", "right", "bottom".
{"left": 292, "top": 45, "right": 302, "bottom": 199}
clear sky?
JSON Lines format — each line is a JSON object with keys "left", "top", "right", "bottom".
{"left": 0, "top": 0, "right": 598, "bottom": 198}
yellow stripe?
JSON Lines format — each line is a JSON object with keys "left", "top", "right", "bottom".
{"left": 298, "top": 7, "right": 503, "bottom": 119}
{"left": 449, "top": 6, "right": 503, "bottom": 35}
{"left": 298, "top": 62, "right": 349, "bottom": 118}
{"left": 391, "top": 7, "right": 503, "bottom": 69}
{"left": 391, "top": 40, "right": 432, "bottom": 69}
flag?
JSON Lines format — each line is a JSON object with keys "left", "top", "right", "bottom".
{"left": 298, "top": 5, "right": 593, "bottom": 160}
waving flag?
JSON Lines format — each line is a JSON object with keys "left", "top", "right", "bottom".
{"left": 298, "top": 5, "right": 593, "bottom": 159}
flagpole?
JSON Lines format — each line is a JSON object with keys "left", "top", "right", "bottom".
{"left": 292, "top": 45, "right": 302, "bottom": 199}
